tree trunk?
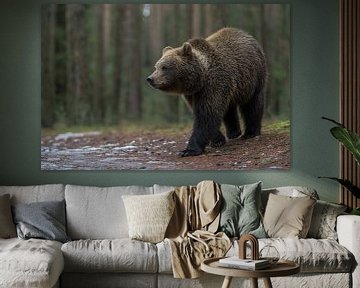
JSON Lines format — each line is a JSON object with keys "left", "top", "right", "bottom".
{"left": 186, "top": 5, "right": 193, "bottom": 38}
{"left": 124, "top": 4, "right": 142, "bottom": 121}
{"left": 192, "top": 4, "right": 201, "bottom": 37}
{"left": 41, "top": 4, "right": 56, "bottom": 128}
{"left": 149, "top": 5, "right": 164, "bottom": 63}
{"left": 66, "top": 4, "right": 90, "bottom": 125}
{"left": 94, "top": 4, "right": 112, "bottom": 124}
{"left": 111, "top": 5, "right": 125, "bottom": 125}
{"left": 204, "top": 4, "right": 214, "bottom": 36}
{"left": 94, "top": 5, "right": 105, "bottom": 124}
{"left": 213, "top": 4, "right": 228, "bottom": 30}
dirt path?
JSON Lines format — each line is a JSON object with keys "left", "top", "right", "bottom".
{"left": 41, "top": 125, "right": 290, "bottom": 170}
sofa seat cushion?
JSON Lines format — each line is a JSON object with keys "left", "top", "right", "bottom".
{"left": 61, "top": 239, "right": 158, "bottom": 273}
{"left": 157, "top": 238, "right": 354, "bottom": 274}
{"left": 0, "top": 238, "right": 64, "bottom": 288}
{"left": 227, "top": 238, "right": 354, "bottom": 273}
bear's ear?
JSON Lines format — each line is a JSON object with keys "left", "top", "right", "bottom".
{"left": 181, "top": 42, "right": 192, "bottom": 57}
{"left": 162, "top": 46, "right": 173, "bottom": 55}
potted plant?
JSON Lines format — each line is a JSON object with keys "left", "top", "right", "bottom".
{"left": 320, "top": 117, "right": 360, "bottom": 215}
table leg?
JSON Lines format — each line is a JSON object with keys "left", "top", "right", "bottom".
{"left": 263, "top": 277, "right": 273, "bottom": 288}
{"left": 251, "top": 278, "right": 258, "bottom": 288}
{"left": 222, "top": 276, "right": 233, "bottom": 288}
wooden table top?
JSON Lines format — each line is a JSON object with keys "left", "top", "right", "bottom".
{"left": 201, "top": 257, "right": 300, "bottom": 278}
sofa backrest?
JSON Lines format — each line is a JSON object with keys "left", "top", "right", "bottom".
{"left": 0, "top": 184, "right": 321, "bottom": 240}
{"left": 153, "top": 184, "right": 176, "bottom": 194}
{"left": 65, "top": 184, "right": 154, "bottom": 239}
{"left": 261, "top": 186, "right": 319, "bottom": 212}
{"left": 0, "top": 184, "right": 65, "bottom": 204}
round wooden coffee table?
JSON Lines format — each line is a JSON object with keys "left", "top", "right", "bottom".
{"left": 201, "top": 257, "right": 300, "bottom": 288}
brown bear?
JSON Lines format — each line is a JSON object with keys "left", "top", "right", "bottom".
{"left": 147, "top": 27, "right": 267, "bottom": 157}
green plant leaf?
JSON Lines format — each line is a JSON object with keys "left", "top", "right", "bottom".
{"left": 330, "top": 127, "right": 360, "bottom": 165}
{"left": 351, "top": 208, "right": 360, "bottom": 215}
{"left": 318, "top": 177, "right": 360, "bottom": 198}
{"left": 322, "top": 117, "right": 360, "bottom": 165}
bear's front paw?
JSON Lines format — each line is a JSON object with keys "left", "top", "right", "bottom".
{"left": 178, "top": 149, "right": 203, "bottom": 157}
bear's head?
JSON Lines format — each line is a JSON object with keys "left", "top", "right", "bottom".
{"left": 146, "top": 42, "right": 205, "bottom": 95}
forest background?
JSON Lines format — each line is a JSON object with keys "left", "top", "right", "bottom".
{"left": 41, "top": 3, "right": 290, "bottom": 129}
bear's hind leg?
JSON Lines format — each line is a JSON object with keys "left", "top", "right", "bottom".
{"left": 210, "top": 131, "right": 226, "bottom": 148}
{"left": 240, "top": 90, "right": 264, "bottom": 139}
{"left": 223, "top": 105, "right": 242, "bottom": 139}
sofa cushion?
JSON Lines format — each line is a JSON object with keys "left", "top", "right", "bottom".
{"left": 218, "top": 182, "right": 266, "bottom": 238}
{"left": 12, "top": 200, "right": 70, "bottom": 243}
{"left": 0, "top": 238, "right": 64, "bottom": 288}
{"left": 153, "top": 184, "right": 176, "bottom": 194}
{"left": 65, "top": 185, "right": 153, "bottom": 239}
{"left": 0, "top": 184, "right": 65, "bottom": 204}
{"left": 263, "top": 193, "right": 316, "bottom": 238}
{"left": 61, "top": 273, "right": 157, "bottom": 288}
{"left": 122, "top": 191, "right": 175, "bottom": 243}
{"left": 258, "top": 238, "right": 354, "bottom": 273}
{"left": 61, "top": 239, "right": 158, "bottom": 273}
{"left": 0, "top": 194, "right": 16, "bottom": 238}
{"left": 158, "top": 237, "right": 353, "bottom": 274}
{"left": 156, "top": 240, "right": 173, "bottom": 274}
{"left": 261, "top": 186, "right": 319, "bottom": 213}
{"left": 223, "top": 238, "right": 354, "bottom": 274}
{"left": 307, "top": 200, "right": 347, "bottom": 240}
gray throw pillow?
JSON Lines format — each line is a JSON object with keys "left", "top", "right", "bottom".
{"left": 12, "top": 200, "right": 70, "bottom": 243}
{"left": 307, "top": 200, "right": 347, "bottom": 240}
{"left": 218, "top": 182, "right": 266, "bottom": 238}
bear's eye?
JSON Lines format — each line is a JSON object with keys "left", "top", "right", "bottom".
{"left": 161, "top": 65, "right": 170, "bottom": 71}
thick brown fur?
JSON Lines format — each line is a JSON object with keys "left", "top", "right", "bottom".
{"left": 147, "top": 27, "right": 267, "bottom": 157}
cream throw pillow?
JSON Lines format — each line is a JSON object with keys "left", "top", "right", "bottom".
{"left": 122, "top": 191, "right": 175, "bottom": 243}
{"left": 263, "top": 193, "right": 316, "bottom": 238}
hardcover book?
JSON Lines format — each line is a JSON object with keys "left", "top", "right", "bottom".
{"left": 218, "top": 257, "right": 271, "bottom": 270}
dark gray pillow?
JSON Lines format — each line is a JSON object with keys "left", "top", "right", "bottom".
{"left": 12, "top": 200, "right": 70, "bottom": 243}
{"left": 218, "top": 182, "right": 267, "bottom": 238}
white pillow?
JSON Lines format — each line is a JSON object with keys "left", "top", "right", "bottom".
{"left": 122, "top": 191, "right": 175, "bottom": 243}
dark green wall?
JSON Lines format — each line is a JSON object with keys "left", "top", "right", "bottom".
{"left": 0, "top": 0, "right": 340, "bottom": 202}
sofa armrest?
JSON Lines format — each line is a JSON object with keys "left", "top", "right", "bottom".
{"left": 337, "top": 215, "right": 360, "bottom": 288}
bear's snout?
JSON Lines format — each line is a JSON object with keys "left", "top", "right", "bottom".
{"left": 146, "top": 75, "right": 154, "bottom": 86}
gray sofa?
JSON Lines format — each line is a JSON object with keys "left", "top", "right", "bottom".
{"left": 0, "top": 183, "right": 359, "bottom": 288}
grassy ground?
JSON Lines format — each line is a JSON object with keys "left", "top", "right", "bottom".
{"left": 42, "top": 119, "right": 290, "bottom": 137}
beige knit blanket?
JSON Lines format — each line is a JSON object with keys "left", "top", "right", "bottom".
{"left": 165, "top": 181, "right": 231, "bottom": 279}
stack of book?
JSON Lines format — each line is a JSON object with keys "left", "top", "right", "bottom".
{"left": 218, "top": 257, "right": 271, "bottom": 270}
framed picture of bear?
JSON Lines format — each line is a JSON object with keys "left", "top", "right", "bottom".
{"left": 41, "top": 3, "right": 290, "bottom": 170}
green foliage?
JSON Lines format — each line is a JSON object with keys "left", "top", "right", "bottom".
{"left": 263, "top": 120, "right": 290, "bottom": 133}
{"left": 320, "top": 117, "right": 360, "bottom": 199}
{"left": 318, "top": 176, "right": 360, "bottom": 199}
{"left": 322, "top": 117, "right": 360, "bottom": 165}
{"left": 351, "top": 207, "right": 360, "bottom": 215}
